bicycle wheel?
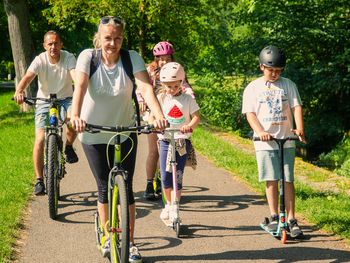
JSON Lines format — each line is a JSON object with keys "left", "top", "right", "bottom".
{"left": 47, "top": 134, "right": 59, "bottom": 219}
{"left": 110, "top": 173, "right": 130, "bottom": 263}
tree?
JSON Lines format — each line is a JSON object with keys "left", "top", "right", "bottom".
{"left": 3, "top": 0, "right": 36, "bottom": 101}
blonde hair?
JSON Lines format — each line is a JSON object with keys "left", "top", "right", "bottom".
{"left": 93, "top": 16, "right": 125, "bottom": 49}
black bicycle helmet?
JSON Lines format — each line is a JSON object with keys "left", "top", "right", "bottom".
{"left": 259, "top": 46, "right": 286, "bottom": 68}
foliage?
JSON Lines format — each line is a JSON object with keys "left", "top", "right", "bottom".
{"left": 193, "top": 74, "right": 251, "bottom": 136}
{"left": 319, "top": 135, "right": 350, "bottom": 177}
{"left": 1, "top": 0, "right": 350, "bottom": 169}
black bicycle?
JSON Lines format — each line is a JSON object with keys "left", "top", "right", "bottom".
{"left": 86, "top": 123, "right": 154, "bottom": 263}
{"left": 22, "top": 94, "right": 71, "bottom": 219}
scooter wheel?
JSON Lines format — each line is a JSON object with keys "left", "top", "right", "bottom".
{"left": 175, "top": 221, "right": 181, "bottom": 237}
{"left": 281, "top": 229, "right": 287, "bottom": 244}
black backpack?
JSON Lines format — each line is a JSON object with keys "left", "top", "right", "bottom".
{"left": 89, "top": 48, "right": 141, "bottom": 125}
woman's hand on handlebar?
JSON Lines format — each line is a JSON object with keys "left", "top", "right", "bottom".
{"left": 152, "top": 117, "right": 168, "bottom": 131}
{"left": 70, "top": 116, "right": 86, "bottom": 133}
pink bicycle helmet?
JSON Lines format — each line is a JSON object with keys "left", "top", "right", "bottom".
{"left": 153, "top": 41, "right": 174, "bottom": 56}
{"left": 160, "top": 62, "right": 185, "bottom": 82}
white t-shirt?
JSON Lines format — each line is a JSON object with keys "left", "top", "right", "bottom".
{"left": 157, "top": 93, "right": 200, "bottom": 140}
{"left": 28, "top": 50, "right": 76, "bottom": 99}
{"left": 242, "top": 76, "right": 302, "bottom": 151}
{"left": 75, "top": 49, "right": 146, "bottom": 144}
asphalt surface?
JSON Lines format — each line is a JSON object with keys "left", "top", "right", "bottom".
{"left": 14, "top": 134, "right": 350, "bottom": 263}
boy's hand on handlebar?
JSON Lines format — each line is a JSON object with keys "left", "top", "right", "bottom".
{"left": 257, "top": 131, "right": 272, "bottom": 141}
{"left": 70, "top": 116, "right": 86, "bottom": 133}
{"left": 291, "top": 129, "right": 306, "bottom": 143}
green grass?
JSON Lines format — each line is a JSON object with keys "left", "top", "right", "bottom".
{"left": 0, "top": 88, "right": 35, "bottom": 262}
{"left": 192, "top": 125, "right": 350, "bottom": 242}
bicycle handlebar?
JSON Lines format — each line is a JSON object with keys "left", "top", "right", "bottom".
{"left": 85, "top": 123, "right": 155, "bottom": 134}
{"left": 12, "top": 96, "right": 72, "bottom": 106}
{"left": 253, "top": 136, "right": 300, "bottom": 142}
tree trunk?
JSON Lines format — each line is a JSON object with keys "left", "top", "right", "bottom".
{"left": 139, "top": 0, "right": 146, "bottom": 57}
{"left": 3, "top": 0, "right": 36, "bottom": 111}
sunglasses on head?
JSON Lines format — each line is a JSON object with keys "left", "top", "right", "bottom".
{"left": 100, "top": 16, "right": 123, "bottom": 25}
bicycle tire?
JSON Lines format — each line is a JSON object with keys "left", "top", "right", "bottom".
{"left": 110, "top": 173, "right": 130, "bottom": 263}
{"left": 47, "top": 134, "right": 59, "bottom": 219}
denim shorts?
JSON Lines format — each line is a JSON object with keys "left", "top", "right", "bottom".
{"left": 35, "top": 98, "right": 72, "bottom": 129}
{"left": 256, "top": 148, "right": 295, "bottom": 182}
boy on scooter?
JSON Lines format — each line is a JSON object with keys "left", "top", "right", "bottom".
{"left": 242, "top": 45, "right": 306, "bottom": 238}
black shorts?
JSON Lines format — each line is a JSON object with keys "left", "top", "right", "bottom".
{"left": 82, "top": 133, "right": 138, "bottom": 204}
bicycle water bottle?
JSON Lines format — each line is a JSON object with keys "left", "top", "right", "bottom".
{"left": 49, "top": 107, "right": 58, "bottom": 126}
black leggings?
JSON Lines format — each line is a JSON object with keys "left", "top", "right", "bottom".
{"left": 82, "top": 133, "right": 138, "bottom": 204}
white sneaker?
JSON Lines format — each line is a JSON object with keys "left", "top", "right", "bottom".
{"left": 160, "top": 204, "right": 170, "bottom": 220}
{"left": 129, "top": 244, "right": 142, "bottom": 263}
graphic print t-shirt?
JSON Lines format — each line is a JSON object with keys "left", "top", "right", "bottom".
{"left": 242, "top": 77, "right": 302, "bottom": 150}
{"left": 157, "top": 93, "right": 200, "bottom": 140}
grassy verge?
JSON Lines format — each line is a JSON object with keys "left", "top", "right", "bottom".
{"left": 0, "top": 88, "right": 35, "bottom": 262}
{"left": 192, "top": 125, "right": 350, "bottom": 242}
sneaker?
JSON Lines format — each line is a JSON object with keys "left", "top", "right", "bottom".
{"left": 266, "top": 214, "right": 279, "bottom": 232}
{"left": 65, "top": 145, "right": 78, "bottom": 164}
{"left": 129, "top": 243, "right": 142, "bottom": 263}
{"left": 160, "top": 204, "right": 170, "bottom": 220}
{"left": 100, "top": 238, "right": 110, "bottom": 258}
{"left": 34, "top": 179, "right": 45, "bottom": 195}
{"left": 143, "top": 181, "right": 155, "bottom": 200}
{"left": 288, "top": 219, "right": 303, "bottom": 238}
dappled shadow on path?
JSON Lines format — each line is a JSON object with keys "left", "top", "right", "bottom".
{"left": 54, "top": 190, "right": 98, "bottom": 224}
{"left": 143, "top": 246, "right": 350, "bottom": 262}
{"left": 134, "top": 185, "right": 266, "bottom": 220}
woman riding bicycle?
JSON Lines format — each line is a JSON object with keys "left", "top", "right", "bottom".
{"left": 70, "top": 16, "right": 167, "bottom": 262}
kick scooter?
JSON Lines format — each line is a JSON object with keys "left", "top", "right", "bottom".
{"left": 254, "top": 136, "right": 300, "bottom": 244}
{"left": 157, "top": 128, "right": 188, "bottom": 238}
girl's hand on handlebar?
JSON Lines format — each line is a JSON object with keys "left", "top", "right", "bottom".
{"left": 180, "top": 125, "right": 193, "bottom": 133}
{"left": 257, "top": 131, "right": 272, "bottom": 141}
{"left": 70, "top": 116, "right": 86, "bottom": 133}
{"left": 291, "top": 129, "right": 306, "bottom": 143}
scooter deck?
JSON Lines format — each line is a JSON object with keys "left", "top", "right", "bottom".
{"left": 260, "top": 223, "right": 280, "bottom": 238}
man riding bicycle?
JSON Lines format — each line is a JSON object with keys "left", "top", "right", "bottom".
{"left": 13, "top": 30, "right": 79, "bottom": 195}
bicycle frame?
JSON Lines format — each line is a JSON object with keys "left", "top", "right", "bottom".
{"left": 86, "top": 123, "right": 153, "bottom": 263}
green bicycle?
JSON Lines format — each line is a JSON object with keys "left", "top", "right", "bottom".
{"left": 86, "top": 123, "right": 153, "bottom": 263}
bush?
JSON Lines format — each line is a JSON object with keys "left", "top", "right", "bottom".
{"left": 318, "top": 135, "right": 350, "bottom": 177}
{"left": 192, "top": 74, "right": 251, "bottom": 136}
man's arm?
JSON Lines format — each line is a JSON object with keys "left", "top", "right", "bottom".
{"left": 13, "top": 71, "right": 36, "bottom": 104}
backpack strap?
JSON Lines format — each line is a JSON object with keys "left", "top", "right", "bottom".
{"left": 89, "top": 48, "right": 141, "bottom": 126}
{"left": 89, "top": 49, "right": 101, "bottom": 78}
{"left": 120, "top": 48, "right": 141, "bottom": 126}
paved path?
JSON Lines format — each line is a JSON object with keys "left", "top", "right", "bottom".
{"left": 14, "top": 135, "right": 350, "bottom": 263}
